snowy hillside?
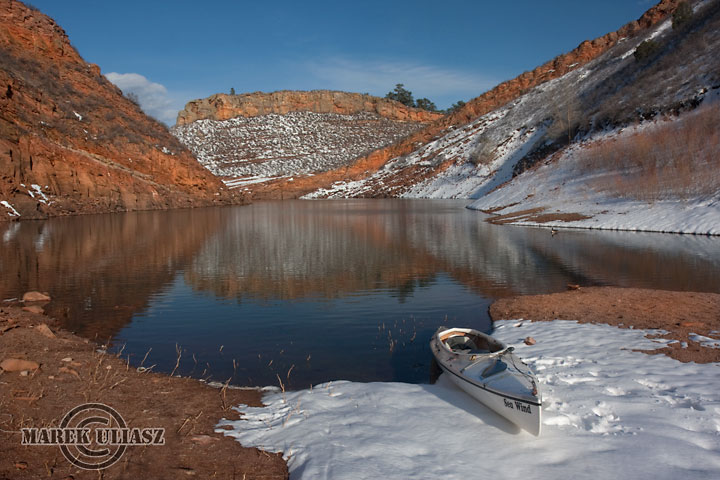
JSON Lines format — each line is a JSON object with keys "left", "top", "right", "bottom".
{"left": 468, "top": 98, "right": 720, "bottom": 235}
{"left": 306, "top": 1, "right": 719, "bottom": 201}
{"left": 172, "top": 111, "right": 427, "bottom": 179}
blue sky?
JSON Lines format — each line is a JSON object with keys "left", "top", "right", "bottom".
{"left": 29, "top": 0, "right": 656, "bottom": 124}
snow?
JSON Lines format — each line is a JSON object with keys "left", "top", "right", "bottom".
{"left": 172, "top": 111, "right": 426, "bottom": 179}
{"left": 467, "top": 115, "right": 720, "bottom": 236}
{"left": 73, "top": 110, "right": 83, "bottom": 121}
{"left": 689, "top": 333, "right": 720, "bottom": 349}
{"left": 0, "top": 200, "right": 20, "bottom": 217}
{"left": 219, "top": 320, "right": 720, "bottom": 480}
{"left": 27, "top": 184, "right": 51, "bottom": 204}
{"left": 304, "top": 96, "right": 553, "bottom": 200}
{"left": 223, "top": 175, "right": 289, "bottom": 188}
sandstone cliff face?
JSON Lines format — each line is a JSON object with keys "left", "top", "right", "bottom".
{"left": 0, "top": 0, "right": 242, "bottom": 221}
{"left": 176, "top": 90, "right": 444, "bottom": 125}
{"left": 243, "top": 0, "right": 685, "bottom": 200}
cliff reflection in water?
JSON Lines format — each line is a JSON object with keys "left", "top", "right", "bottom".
{"left": 185, "top": 200, "right": 720, "bottom": 303}
{"left": 2, "top": 200, "right": 719, "bottom": 386}
{"left": 0, "top": 208, "right": 225, "bottom": 339}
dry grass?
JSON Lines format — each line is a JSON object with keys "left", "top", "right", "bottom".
{"left": 577, "top": 103, "right": 720, "bottom": 201}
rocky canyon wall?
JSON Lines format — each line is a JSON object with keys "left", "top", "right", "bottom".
{"left": 0, "top": 0, "right": 243, "bottom": 221}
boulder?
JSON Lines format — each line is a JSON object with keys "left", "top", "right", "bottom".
{"left": 35, "top": 323, "right": 55, "bottom": 338}
{"left": 22, "top": 291, "right": 51, "bottom": 302}
{"left": 1, "top": 358, "right": 40, "bottom": 372}
{"left": 22, "top": 305, "right": 45, "bottom": 314}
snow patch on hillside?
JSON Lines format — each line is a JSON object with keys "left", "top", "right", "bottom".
{"left": 1, "top": 200, "right": 20, "bottom": 217}
{"left": 172, "top": 111, "right": 425, "bottom": 180}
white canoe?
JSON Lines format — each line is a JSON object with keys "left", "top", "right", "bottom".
{"left": 430, "top": 327, "right": 542, "bottom": 436}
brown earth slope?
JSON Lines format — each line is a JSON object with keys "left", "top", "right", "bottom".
{"left": 0, "top": 0, "right": 243, "bottom": 221}
{"left": 245, "top": 0, "right": 684, "bottom": 200}
{"left": 0, "top": 306, "right": 288, "bottom": 479}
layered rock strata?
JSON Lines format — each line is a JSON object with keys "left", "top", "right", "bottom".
{"left": 176, "top": 90, "right": 444, "bottom": 125}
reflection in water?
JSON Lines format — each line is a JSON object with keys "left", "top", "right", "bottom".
{"left": 0, "top": 208, "right": 225, "bottom": 339}
{"left": 1, "top": 199, "right": 718, "bottom": 387}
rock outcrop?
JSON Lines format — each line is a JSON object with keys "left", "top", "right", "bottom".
{"left": 176, "top": 90, "right": 444, "bottom": 125}
{"left": 0, "top": 0, "right": 243, "bottom": 221}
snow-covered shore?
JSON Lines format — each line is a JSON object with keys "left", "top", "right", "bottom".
{"left": 219, "top": 320, "right": 720, "bottom": 480}
{"left": 467, "top": 164, "right": 720, "bottom": 236}
{"left": 471, "top": 192, "right": 720, "bottom": 236}
{"left": 468, "top": 108, "right": 720, "bottom": 236}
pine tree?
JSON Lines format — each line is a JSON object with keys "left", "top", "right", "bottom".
{"left": 415, "top": 98, "right": 437, "bottom": 112}
{"left": 385, "top": 84, "right": 414, "bottom": 107}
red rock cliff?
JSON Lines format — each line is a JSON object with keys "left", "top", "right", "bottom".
{"left": 176, "top": 90, "right": 444, "bottom": 125}
{"left": 0, "top": 0, "right": 243, "bottom": 220}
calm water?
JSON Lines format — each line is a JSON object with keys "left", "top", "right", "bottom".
{"left": 2, "top": 199, "right": 719, "bottom": 388}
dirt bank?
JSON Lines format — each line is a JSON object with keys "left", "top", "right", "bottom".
{"left": 489, "top": 287, "right": 720, "bottom": 363}
{"left": 0, "top": 304, "right": 288, "bottom": 479}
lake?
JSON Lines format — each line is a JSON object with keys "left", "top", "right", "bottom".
{"left": 2, "top": 199, "right": 719, "bottom": 388}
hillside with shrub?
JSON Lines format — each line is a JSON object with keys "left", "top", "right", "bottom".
{"left": 306, "top": 0, "right": 717, "bottom": 201}
{"left": 241, "top": 0, "right": 687, "bottom": 200}
{"left": 468, "top": 99, "right": 720, "bottom": 234}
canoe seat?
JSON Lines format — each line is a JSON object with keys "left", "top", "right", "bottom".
{"left": 446, "top": 335, "right": 479, "bottom": 352}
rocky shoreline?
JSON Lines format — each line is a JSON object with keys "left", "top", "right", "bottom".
{"left": 0, "top": 300, "right": 288, "bottom": 479}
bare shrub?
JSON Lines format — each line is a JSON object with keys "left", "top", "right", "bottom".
{"left": 577, "top": 103, "right": 720, "bottom": 201}
{"left": 125, "top": 92, "right": 141, "bottom": 107}
{"left": 547, "top": 95, "right": 583, "bottom": 144}
{"left": 468, "top": 136, "right": 496, "bottom": 166}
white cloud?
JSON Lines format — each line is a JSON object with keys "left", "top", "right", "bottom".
{"left": 105, "top": 72, "right": 179, "bottom": 125}
{"left": 302, "top": 58, "right": 498, "bottom": 107}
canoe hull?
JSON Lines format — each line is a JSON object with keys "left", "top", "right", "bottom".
{"left": 436, "top": 359, "right": 542, "bottom": 436}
